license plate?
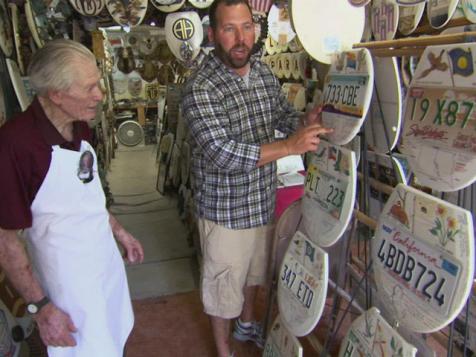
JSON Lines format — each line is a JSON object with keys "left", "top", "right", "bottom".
{"left": 402, "top": 86, "right": 476, "bottom": 153}
{"left": 305, "top": 163, "right": 347, "bottom": 220}
{"left": 376, "top": 224, "right": 461, "bottom": 316}
{"left": 277, "top": 231, "right": 328, "bottom": 336}
{"left": 323, "top": 74, "right": 369, "bottom": 118}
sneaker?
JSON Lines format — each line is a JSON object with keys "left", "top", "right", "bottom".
{"left": 232, "top": 319, "right": 265, "bottom": 349}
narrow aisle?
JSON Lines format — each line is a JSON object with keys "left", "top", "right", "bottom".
{"left": 107, "top": 144, "right": 199, "bottom": 299}
{"left": 106, "top": 144, "right": 262, "bottom": 357}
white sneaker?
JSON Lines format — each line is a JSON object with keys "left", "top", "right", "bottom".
{"left": 232, "top": 319, "right": 265, "bottom": 349}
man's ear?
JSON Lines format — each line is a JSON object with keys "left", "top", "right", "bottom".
{"left": 48, "top": 89, "right": 63, "bottom": 106}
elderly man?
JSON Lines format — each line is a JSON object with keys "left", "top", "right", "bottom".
{"left": 0, "top": 39, "right": 144, "bottom": 356}
{"left": 182, "top": 1, "right": 332, "bottom": 356}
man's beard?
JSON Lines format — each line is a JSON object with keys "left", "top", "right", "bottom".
{"left": 214, "top": 42, "right": 252, "bottom": 69}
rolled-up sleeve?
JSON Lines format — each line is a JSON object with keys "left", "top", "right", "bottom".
{"left": 183, "top": 85, "right": 260, "bottom": 173}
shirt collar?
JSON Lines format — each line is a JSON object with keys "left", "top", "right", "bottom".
{"left": 32, "top": 97, "right": 83, "bottom": 150}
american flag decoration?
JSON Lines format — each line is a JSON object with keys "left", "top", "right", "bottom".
{"left": 249, "top": 0, "right": 273, "bottom": 13}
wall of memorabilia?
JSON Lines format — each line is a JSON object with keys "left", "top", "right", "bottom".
{"left": 255, "top": 1, "right": 476, "bottom": 357}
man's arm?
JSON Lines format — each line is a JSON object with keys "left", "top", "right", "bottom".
{"left": 0, "top": 227, "right": 77, "bottom": 347}
{"left": 109, "top": 213, "right": 144, "bottom": 264}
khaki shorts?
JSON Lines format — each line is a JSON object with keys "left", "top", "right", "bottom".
{"left": 198, "top": 219, "right": 273, "bottom": 319}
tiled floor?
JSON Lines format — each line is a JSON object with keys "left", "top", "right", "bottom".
{"left": 108, "top": 144, "right": 199, "bottom": 300}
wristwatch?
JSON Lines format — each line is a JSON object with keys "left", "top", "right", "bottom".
{"left": 27, "top": 296, "right": 50, "bottom": 314}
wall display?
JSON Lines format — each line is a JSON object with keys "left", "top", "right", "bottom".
{"left": 249, "top": 0, "right": 274, "bottom": 13}
{"left": 400, "top": 55, "right": 420, "bottom": 88}
{"left": 26, "top": 0, "right": 74, "bottom": 48}
{"left": 302, "top": 140, "right": 357, "bottom": 247}
{"left": 361, "top": 4, "right": 373, "bottom": 42}
{"left": 24, "top": 0, "right": 45, "bottom": 48}
{"left": 144, "top": 82, "right": 160, "bottom": 100}
{"left": 165, "top": 11, "right": 203, "bottom": 64}
{"left": 339, "top": 307, "right": 417, "bottom": 357}
{"left": 113, "top": 72, "right": 128, "bottom": 97}
{"left": 6, "top": 59, "right": 31, "bottom": 111}
{"left": 371, "top": 0, "right": 399, "bottom": 41}
{"left": 138, "top": 36, "right": 158, "bottom": 57}
{"left": 180, "top": 141, "right": 190, "bottom": 186}
{"left": 263, "top": 315, "right": 303, "bottom": 357}
{"left": 396, "top": 0, "right": 426, "bottom": 4}
{"left": 138, "top": 58, "right": 158, "bottom": 82}
{"left": 372, "top": 184, "right": 474, "bottom": 333}
{"left": 398, "top": 2, "right": 426, "bottom": 35}
{"left": 451, "top": 1, "right": 466, "bottom": 20}
{"left": 462, "top": 0, "right": 476, "bottom": 23}
{"left": 265, "top": 36, "right": 279, "bottom": 55}
{"left": 282, "top": 53, "right": 292, "bottom": 79}
{"left": 288, "top": 37, "right": 303, "bottom": 53}
{"left": 69, "top": 0, "right": 104, "bottom": 15}
{"left": 127, "top": 74, "right": 143, "bottom": 97}
{"left": 200, "top": 15, "right": 213, "bottom": 50}
{"left": 273, "top": 199, "right": 302, "bottom": 279}
{"left": 453, "top": 293, "right": 476, "bottom": 353}
{"left": 188, "top": 0, "right": 213, "bottom": 9}
{"left": 275, "top": 54, "right": 284, "bottom": 78}
{"left": 267, "top": 4, "right": 295, "bottom": 45}
{"left": 0, "top": 0, "right": 12, "bottom": 57}
{"left": 9, "top": 3, "right": 23, "bottom": 75}
{"left": 365, "top": 56, "right": 402, "bottom": 153}
{"left": 280, "top": 83, "right": 302, "bottom": 109}
{"left": 297, "top": 51, "right": 309, "bottom": 80}
{"left": 291, "top": 0, "right": 365, "bottom": 64}
{"left": 169, "top": 143, "right": 181, "bottom": 188}
{"left": 343, "top": 135, "right": 361, "bottom": 166}
{"left": 321, "top": 48, "right": 374, "bottom": 145}
{"left": 156, "top": 39, "right": 175, "bottom": 64}
{"left": 392, "top": 153, "right": 412, "bottom": 184}
{"left": 348, "top": 0, "right": 371, "bottom": 7}
{"left": 277, "top": 231, "right": 328, "bottom": 337}
{"left": 116, "top": 46, "right": 136, "bottom": 74}
{"left": 427, "top": 0, "right": 459, "bottom": 29}
{"left": 366, "top": 151, "right": 408, "bottom": 221}
{"left": 106, "top": 0, "right": 147, "bottom": 27}
{"left": 151, "top": 0, "right": 185, "bottom": 12}
{"left": 440, "top": 23, "right": 476, "bottom": 35}
{"left": 157, "top": 64, "right": 175, "bottom": 85}
{"left": 399, "top": 43, "right": 476, "bottom": 192}
{"left": 252, "top": 12, "right": 268, "bottom": 54}
{"left": 157, "top": 133, "right": 175, "bottom": 195}
{"left": 290, "top": 53, "right": 301, "bottom": 80}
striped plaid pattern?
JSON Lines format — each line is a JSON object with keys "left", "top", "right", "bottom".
{"left": 249, "top": 0, "right": 273, "bottom": 13}
{"left": 182, "top": 52, "right": 300, "bottom": 229}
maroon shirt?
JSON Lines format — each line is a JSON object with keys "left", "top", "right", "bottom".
{"left": 0, "top": 98, "right": 92, "bottom": 230}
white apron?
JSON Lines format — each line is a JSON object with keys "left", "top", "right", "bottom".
{"left": 26, "top": 141, "right": 133, "bottom": 357}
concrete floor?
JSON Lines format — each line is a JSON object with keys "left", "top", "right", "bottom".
{"left": 107, "top": 143, "right": 200, "bottom": 299}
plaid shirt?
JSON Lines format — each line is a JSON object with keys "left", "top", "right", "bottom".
{"left": 182, "top": 52, "right": 301, "bottom": 229}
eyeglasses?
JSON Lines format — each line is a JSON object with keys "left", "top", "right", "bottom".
{"left": 77, "top": 150, "right": 94, "bottom": 183}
